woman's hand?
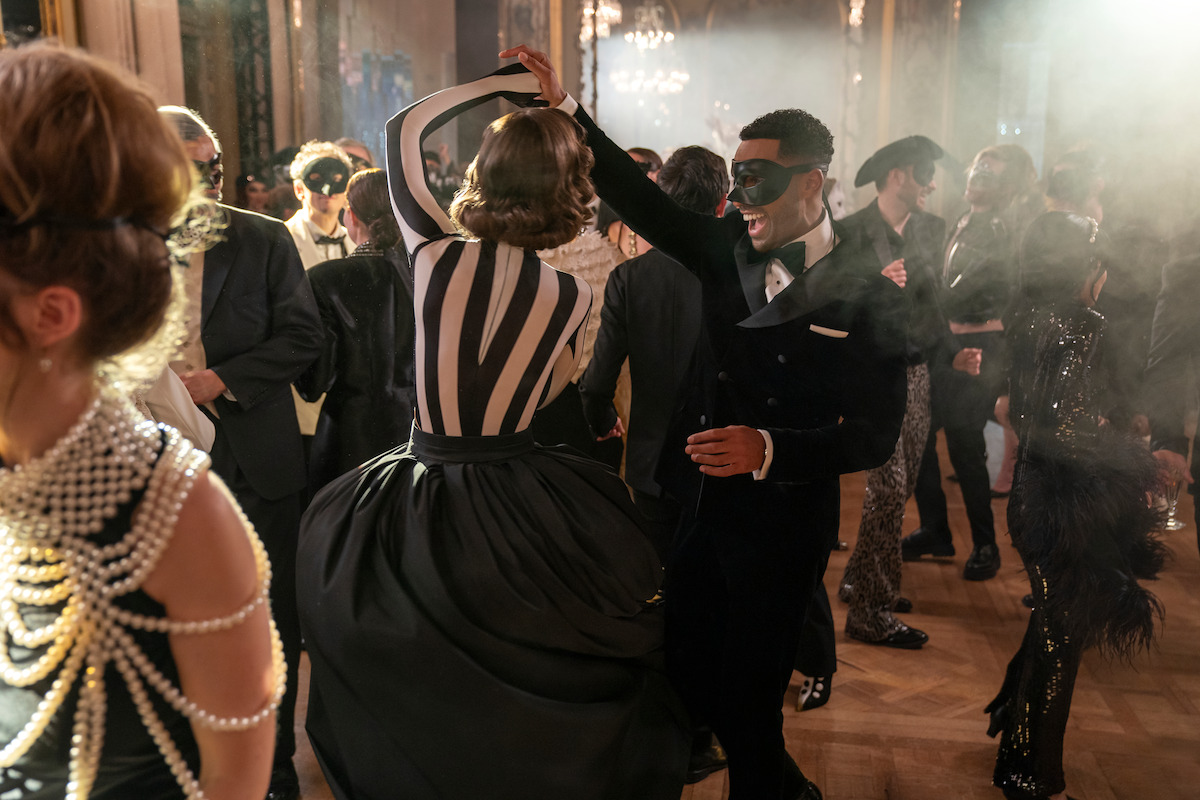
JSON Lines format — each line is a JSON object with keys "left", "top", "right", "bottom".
{"left": 499, "top": 45, "right": 567, "bottom": 106}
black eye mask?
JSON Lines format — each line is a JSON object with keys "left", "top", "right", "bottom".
{"left": 913, "top": 159, "right": 936, "bottom": 187}
{"left": 301, "top": 157, "right": 350, "bottom": 196}
{"left": 728, "top": 159, "right": 823, "bottom": 206}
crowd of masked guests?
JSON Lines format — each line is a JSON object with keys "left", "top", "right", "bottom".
{"left": 230, "top": 138, "right": 466, "bottom": 222}
{"left": 138, "top": 96, "right": 1182, "bottom": 800}
{"left": 565, "top": 129, "right": 1184, "bottom": 796}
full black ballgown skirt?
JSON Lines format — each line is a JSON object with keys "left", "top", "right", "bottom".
{"left": 297, "top": 428, "right": 689, "bottom": 800}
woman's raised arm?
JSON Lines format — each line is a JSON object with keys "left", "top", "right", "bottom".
{"left": 384, "top": 66, "right": 542, "bottom": 252}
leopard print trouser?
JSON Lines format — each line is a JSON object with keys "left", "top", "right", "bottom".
{"left": 843, "top": 364, "right": 931, "bottom": 640}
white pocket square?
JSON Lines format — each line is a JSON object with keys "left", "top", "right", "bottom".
{"left": 809, "top": 324, "right": 849, "bottom": 339}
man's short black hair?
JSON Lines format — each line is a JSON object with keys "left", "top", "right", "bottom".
{"left": 739, "top": 109, "right": 834, "bottom": 169}
{"left": 657, "top": 146, "right": 728, "bottom": 215}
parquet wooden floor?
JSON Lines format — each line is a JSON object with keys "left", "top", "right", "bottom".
{"left": 295, "top": 437, "right": 1200, "bottom": 800}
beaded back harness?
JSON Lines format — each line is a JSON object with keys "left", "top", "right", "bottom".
{"left": 0, "top": 386, "right": 285, "bottom": 800}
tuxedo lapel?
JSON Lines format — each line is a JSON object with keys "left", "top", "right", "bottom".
{"left": 734, "top": 235, "right": 769, "bottom": 314}
{"left": 865, "top": 203, "right": 896, "bottom": 269}
{"left": 201, "top": 214, "right": 239, "bottom": 328}
{"left": 738, "top": 247, "right": 862, "bottom": 329}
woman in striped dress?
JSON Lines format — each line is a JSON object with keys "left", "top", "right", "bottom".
{"left": 296, "top": 65, "right": 688, "bottom": 800}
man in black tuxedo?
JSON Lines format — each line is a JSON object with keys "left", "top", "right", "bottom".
{"left": 505, "top": 47, "right": 908, "bottom": 800}
{"left": 579, "top": 145, "right": 726, "bottom": 561}
{"left": 159, "top": 107, "right": 322, "bottom": 800}
{"left": 1145, "top": 225, "right": 1200, "bottom": 552}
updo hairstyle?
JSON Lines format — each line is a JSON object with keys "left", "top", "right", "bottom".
{"left": 346, "top": 169, "right": 402, "bottom": 251}
{"left": 0, "top": 45, "right": 193, "bottom": 365}
{"left": 450, "top": 107, "right": 594, "bottom": 250}
{"left": 1017, "top": 211, "right": 1107, "bottom": 306}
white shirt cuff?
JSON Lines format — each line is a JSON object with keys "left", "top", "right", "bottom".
{"left": 752, "top": 428, "right": 773, "bottom": 481}
{"left": 557, "top": 94, "right": 579, "bottom": 116}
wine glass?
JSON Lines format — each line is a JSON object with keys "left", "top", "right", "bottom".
{"left": 1163, "top": 472, "right": 1187, "bottom": 531}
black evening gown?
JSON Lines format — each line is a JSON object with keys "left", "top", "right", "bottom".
{"left": 296, "top": 66, "right": 689, "bottom": 800}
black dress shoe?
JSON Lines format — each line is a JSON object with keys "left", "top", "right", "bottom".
{"left": 684, "top": 743, "right": 728, "bottom": 784}
{"left": 849, "top": 622, "right": 928, "bottom": 649}
{"left": 793, "top": 777, "right": 823, "bottom": 800}
{"left": 962, "top": 543, "right": 1001, "bottom": 581}
{"left": 891, "top": 596, "right": 913, "bottom": 614}
{"left": 901, "top": 527, "right": 955, "bottom": 561}
{"left": 266, "top": 764, "right": 300, "bottom": 800}
{"left": 795, "top": 674, "right": 831, "bottom": 711}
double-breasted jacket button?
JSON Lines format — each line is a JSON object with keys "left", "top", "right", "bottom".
{"left": 700, "top": 414, "right": 707, "bottom": 426}
{"left": 766, "top": 397, "right": 779, "bottom": 408}
{"left": 717, "top": 371, "right": 730, "bottom": 382}
{"left": 777, "top": 354, "right": 787, "bottom": 364}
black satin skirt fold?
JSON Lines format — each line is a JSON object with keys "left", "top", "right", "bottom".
{"left": 297, "top": 431, "right": 689, "bottom": 800}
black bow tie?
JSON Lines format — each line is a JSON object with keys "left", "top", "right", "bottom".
{"left": 770, "top": 241, "right": 807, "bottom": 275}
{"left": 316, "top": 234, "right": 345, "bottom": 246}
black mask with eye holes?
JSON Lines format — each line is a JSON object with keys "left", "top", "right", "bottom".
{"left": 727, "top": 159, "right": 825, "bottom": 206}
{"left": 912, "top": 159, "right": 936, "bottom": 187}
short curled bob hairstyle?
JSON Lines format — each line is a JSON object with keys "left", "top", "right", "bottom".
{"left": 0, "top": 45, "right": 193, "bottom": 372}
{"left": 450, "top": 108, "right": 594, "bottom": 250}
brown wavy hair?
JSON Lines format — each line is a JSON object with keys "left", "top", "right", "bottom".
{"left": 0, "top": 44, "right": 194, "bottom": 374}
{"left": 450, "top": 108, "right": 594, "bottom": 250}
{"left": 347, "top": 169, "right": 402, "bottom": 250}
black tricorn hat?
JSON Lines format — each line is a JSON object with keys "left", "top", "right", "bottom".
{"left": 854, "top": 135, "right": 944, "bottom": 188}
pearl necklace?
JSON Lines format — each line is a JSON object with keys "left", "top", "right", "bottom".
{"left": 0, "top": 386, "right": 286, "bottom": 800}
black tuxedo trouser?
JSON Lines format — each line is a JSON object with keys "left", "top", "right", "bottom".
{"left": 915, "top": 330, "right": 1007, "bottom": 549}
{"left": 209, "top": 426, "right": 304, "bottom": 769}
{"left": 666, "top": 485, "right": 835, "bottom": 799}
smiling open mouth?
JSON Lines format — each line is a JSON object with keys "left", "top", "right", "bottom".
{"left": 742, "top": 210, "right": 765, "bottom": 236}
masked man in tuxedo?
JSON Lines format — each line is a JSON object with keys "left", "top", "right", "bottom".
{"left": 159, "top": 107, "right": 322, "bottom": 800}
{"left": 504, "top": 47, "right": 908, "bottom": 800}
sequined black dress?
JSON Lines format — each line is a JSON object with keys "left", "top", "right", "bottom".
{"left": 988, "top": 303, "right": 1164, "bottom": 800}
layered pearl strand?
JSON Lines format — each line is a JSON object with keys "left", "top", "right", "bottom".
{"left": 0, "top": 386, "right": 286, "bottom": 800}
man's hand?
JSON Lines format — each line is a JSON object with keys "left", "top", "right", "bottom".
{"left": 953, "top": 347, "right": 982, "bottom": 375}
{"left": 1153, "top": 449, "right": 1193, "bottom": 484}
{"left": 881, "top": 258, "right": 907, "bottom": 288}
{"left": 498, "top": 45, "right": 567, "bottom": 106}
{"left": 685, "top": 426, "right": 765, "bottom": 477}
{"left": 179, "top": 369, "right": 227, "bottom": 405}
{"left": 596, "top": 418, "right": 625, "bottom": 442}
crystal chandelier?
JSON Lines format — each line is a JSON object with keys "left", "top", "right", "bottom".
{"left": 624, "top": 3, "right": 674, "bottom": 50}
{"left": 581, "top": 0, "right": 623, "bottom": 43}
{"left": 610, "top": 68, "right": 690, "bottom": 95}
{"left": 849, "top": 0, "right": 866, "bottom": 28}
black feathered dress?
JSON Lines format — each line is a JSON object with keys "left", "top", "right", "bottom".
{"left": 989, "top": 302, "right": 1165, "bottom": 800}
